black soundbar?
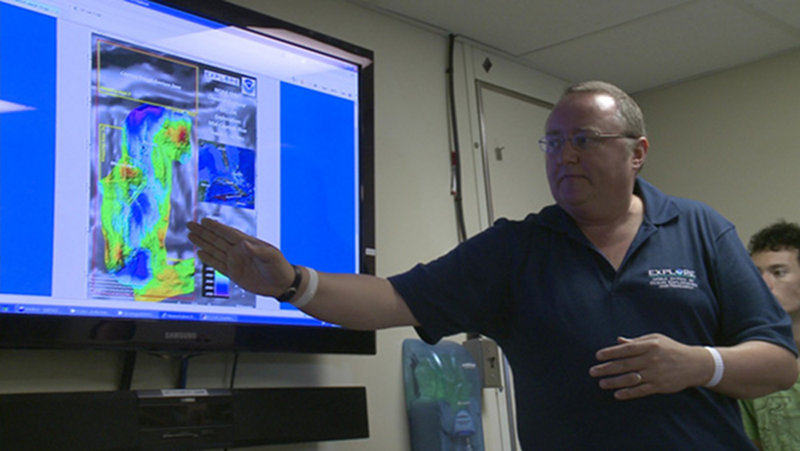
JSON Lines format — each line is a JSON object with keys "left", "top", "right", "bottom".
{"left": 0, "top": 387, "right": 368, "bottom": 450}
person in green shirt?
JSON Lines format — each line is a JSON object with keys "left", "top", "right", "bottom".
{"left": 741, "top": 220, "right": 800, "bottom": 451}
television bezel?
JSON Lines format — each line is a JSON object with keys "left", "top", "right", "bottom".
{"left": 0, "top": 0, "right": 376, "bottom": 355}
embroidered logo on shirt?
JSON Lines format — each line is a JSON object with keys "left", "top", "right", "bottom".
{"left": 648, "top": 268, "right": 698, "bottom": 290}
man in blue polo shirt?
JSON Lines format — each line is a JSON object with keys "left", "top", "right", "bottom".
{"left": 188, "top": 80, "right": 798, "bottom": 450}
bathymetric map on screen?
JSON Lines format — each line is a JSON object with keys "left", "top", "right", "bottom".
{"left": 88, "top": 35, "right": 258, "bottom": 306}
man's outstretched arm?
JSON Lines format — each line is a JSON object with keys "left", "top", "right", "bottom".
{"left": 187, "top": 218, "right": 419, "bottom": 330}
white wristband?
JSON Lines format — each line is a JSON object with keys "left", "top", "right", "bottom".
{"left": 290, "top": 267, "right": 318, "bottom": 308}
{"left": 703, "top": 346, "right": 724, "bottom": 388}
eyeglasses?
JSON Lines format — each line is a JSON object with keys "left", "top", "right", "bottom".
{"left": 538, "top": 130, "right": 639, "bottom": 154}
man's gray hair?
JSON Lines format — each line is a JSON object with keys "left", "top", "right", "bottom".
{"left": 562, "top": 80, "right": 646, "bottom": 137}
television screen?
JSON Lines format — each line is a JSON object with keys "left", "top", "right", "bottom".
{"left": 0, "top": 0, "right": 375, "bottom": 354}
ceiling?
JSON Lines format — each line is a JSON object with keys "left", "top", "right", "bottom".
{"left": 346, "top": 0, "right": 800, "bottom": 93}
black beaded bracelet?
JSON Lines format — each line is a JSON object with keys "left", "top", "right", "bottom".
{"left": 276, "top": 265, "right": 302, "bottom": 303}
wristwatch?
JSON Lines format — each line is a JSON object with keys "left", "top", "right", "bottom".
{"left": 276, "top": 265, "right": 302, "bottom": 303}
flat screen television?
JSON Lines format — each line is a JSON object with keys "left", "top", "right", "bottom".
{"left": 0, "top": 0, "right": 375, "bottom": 354}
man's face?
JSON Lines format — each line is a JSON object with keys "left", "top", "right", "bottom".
{"left": 544, "top": 92, "right": 645, "bottom": 214}
{"left": 752, "top": 248, "right": 800, "bottom": 315}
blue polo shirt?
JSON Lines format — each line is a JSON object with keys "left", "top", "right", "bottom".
{"left": 390, "top": 178, "right": 797, "bottom": 450}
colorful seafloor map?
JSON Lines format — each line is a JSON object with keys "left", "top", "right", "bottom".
{"left": 99, "top": 105, "right": 195, "bottom": 301}
{"left": 89, "top": 35, "right": 258, "bottom": 306}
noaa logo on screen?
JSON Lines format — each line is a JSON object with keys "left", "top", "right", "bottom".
{"left": 648, "top": 268, "right": 698, "bottom": 290}
{"left": 241, "top": 77, "right": 256, "bottom": 96}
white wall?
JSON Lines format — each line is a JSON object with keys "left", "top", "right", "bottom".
{"left": 634, "top": 48, "right": 800, "bottom": 244}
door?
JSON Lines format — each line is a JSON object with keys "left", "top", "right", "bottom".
{"left": 476, "top": 81, "right": 553, "bottom": 223}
